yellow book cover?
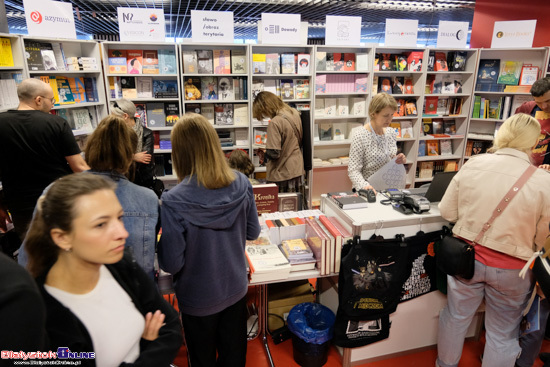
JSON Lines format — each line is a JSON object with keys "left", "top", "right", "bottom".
{"left": 0, "top": 38, "right": 14, "bottom": 67}
{"left": 48, "top": 78, "right": 60, "bottom": 106}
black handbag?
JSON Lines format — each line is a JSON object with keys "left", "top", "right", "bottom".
{"left": 150, "top": 178, "right": 165, "bottom": 199}
{"left": 522, "top": 235, "right": 550, "bottom": 299}
{"left": 437, "top": 165, "right": 536, "bottom": 280}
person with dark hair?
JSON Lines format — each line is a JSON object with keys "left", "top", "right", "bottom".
{"left": 158, "top": 113, "right": 260, "bottom": 367}
{"left": 25, "top": 172, "right": 182, "bottom": 366}
{"left": 515, "top": 77, "right": 550, "bottom": 168}
{"left": 0, "top": 78, "right": 89, "bottom": 245}
{"left": 111, "top": 98, "right": 155, "bottom": 189}
{"left": 252, "top": 91, "right": 304, "bottom": 193}
{"left": 228, "top": 149, "right": 260, "bottom": 185}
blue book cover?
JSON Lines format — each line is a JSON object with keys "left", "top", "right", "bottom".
{"left": 476, "top": 59, "right": 504, "bottom": 92}
{"left": 159, "top": 49, "right": 177, "bottom": 75}
{"left": 153, "top": 79, "right": 178, "bottom": 98}
{"left": 521, "top": 294, "right": 540, "bottom": 337}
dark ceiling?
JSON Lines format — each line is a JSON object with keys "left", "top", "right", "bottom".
{"left": 5, "top": 0, "right": 476, "bottom": 45}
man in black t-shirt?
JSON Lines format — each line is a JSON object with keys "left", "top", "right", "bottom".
{"left": 0, "top": 79, "right": 89, "bottom": 244}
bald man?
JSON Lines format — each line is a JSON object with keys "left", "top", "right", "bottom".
{"left": 0, "top": 79, "right": 89, "bottom": 246}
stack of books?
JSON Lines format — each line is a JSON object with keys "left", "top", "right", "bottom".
{"left": 245, "top": 236, "right": 291, "bottom": 283}
{"left": 279, "top": 238, "right": 316, "bottom": 272}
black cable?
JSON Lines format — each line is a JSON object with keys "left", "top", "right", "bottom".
{"left": 267, "top": 313, "right": 286, "bottom": 335}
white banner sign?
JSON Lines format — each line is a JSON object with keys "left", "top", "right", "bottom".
{"left": 191, "top": 10, "right": 234, "bottom": 43}
{"left": 491, "top": 20, "right": 537, "bottom": 48}
{"left": 23, "top": 0, "right": 76, "bottom": 39}
{"left": 437, "top": 21, "right": 469, "bottom": 48}
{"left": 261, "top": 13, "right": 301, "bottom": 45}
{"left": 325, "top": 15, "right": 362, "bottom": 46}
{"left": 117, "top": 7, "right": 166, "bottom": 42}
{"left": 385, "top": 19, "right": 418, "bottom": 47}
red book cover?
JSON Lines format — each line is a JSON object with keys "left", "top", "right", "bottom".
{"left": 126, "top": 50, "right": 143, "bottom": 74}
{"left": 343, "top": 53, "right": 356, "bottom": 71}
{"left": 407, "top": 51, "right": 423, "bottom": 71}
{"left": 252, "top": 184, "right": 278, "bottom": 215}
{"left": 319, "top": 215, "right": 343, "bottom": 274}
{"left": 425, "top": 96, "right": 438, "bottom": 115}
{"left": 435, "top": 52, "right": 449, "bottom": 71}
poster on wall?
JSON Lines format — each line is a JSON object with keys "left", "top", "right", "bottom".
{"left": 261, "top": 13, "right": 301, "bottom": 45}
{"left": 117, "top": 7, "right": 166, "bottom": 42}
{"left": 385, "top": 19, "right": 418, "bottom": 47}
{"left": 491, "top": 20, "right": 537, "bottom": 48}
{"left": 191, "top": 10, "right": 234, "bottom": 43}
{"left": 23, "top": 0, "right": 76, "bottom": 39}
{"left": 437, "top": 21, "right": 469, "bottom": 48}
{"left": 325, "top": 15, "right": 361, "bottom": 46}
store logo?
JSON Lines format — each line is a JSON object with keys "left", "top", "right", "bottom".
{"left": 30, "top": 11, "right": 42, "bottom": 24}
{"left": 496, "top": 31, "right": 504, "bottom": 38}
{"left": 122, "top": 13, "right": 134, "bottom": 22}
{"left": 456, "top": 29, "right": 465, "bottom": 40}
{"left": 440, "top": 29, "right": 465, "bottom": 41}
{"left": 150, "top": 14, "right": 157, "bottom": 22}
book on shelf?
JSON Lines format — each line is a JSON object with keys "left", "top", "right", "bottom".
{"left": 418, "top": 140, "right": 426, "bottom": 157}
{"left": 447, "top": 51, "right": 467, "bottom": 71}
{"left": 182, "top": 50, "right": 198, "bottom": 74}
{"left": 233, "top": 104, "right": 248, "bottom": 126}
{"left": 213, "top": 50, "right": 231, "bottom": 74}
{"left": 418, "top": 161, "right": 434, "bottom": 179}
{"left": 196, "top": 50, "right": 213, "bottom": 74}
{"left": 252, "top": 183, "right": 278, "bottom": 214}
{"left": 281, "top": 54, "right": 295, "bottom": 74}
{"left": 336, "top": 97, "right": 349, "bottom": 116}
{"left": 68, "top": 77, "right": 86, "bottom": 103}
{"left": 135, "top": 103, "right": 147, "bottom": 127}
{"left": 40, "top": 43, "right": 58, "bottom": 71}
{"left": 476, "top": 59, "right": 502, "bottom": 92}
{"left": 432, "top": 119, "right": 443, "bottom": 134}
{"left": 315, "top": 74, "right": 326, "bottom": 94}
{"left": 315, "top": 51, "right": 326, "bottom": 72}
{"left": 142, "top": 50, "right": 159, "bottom": 74}
{"left": 0, "top": 38, "right": 14, "bottom": 67}
{"left": 218, "top": 77, "right": 234, "bottom": 100}
{"left": 146, "top": 102, "right": 166, "bottom": 127}
{"left": 185, "top": 103, "right": 201, "bottom": 114}
{"left": 510, "top": 94, "right": 534, "bottom": 115}
{"left": 319, "top": 123, "right": 333, "bottom": 141}
{"left": 304, "top": 217, "right": 329, "bottom": 275}
{"left": 399, "top": 120, "right": 413, "bottom": 138}
{"left": 295, "top": 79, "right": 310, "bottom": 99}
{"left": 251, "top": 79, "right": 264, "bottom": 100}
{"left": 126, "top": 50, "right": 143, "bottom": 74}
{"left": 354, "top": 74, "right": 368, "bottom": 93}
{"left": 440, "top": 139, "right": 452, "bottom": 156}
{"left": 471, "top": 140, "right": 487, "bottom": 156}
{"left": 297, "top": 54, "right": 311, "bottom": 74}
{"left": 443, "top": 120, "right": 456, "bottom": 135}
{"left": 158, "top": 49, "right": 177, "bottom": 74}
{"left": 444, "top": 160, "right": 458, "bottom": 172}
{"left": 265, "top": 53, "right": 280, "bottom": 74}
{"left": 280, "top": 238, "right": 314, "bottom": 261}
{"left": 426, "top": 140, "right": 439, "bottom": 156}
{"left": 332, "top": 123, "right": 347, "bottom": 141}
{"left": 407, "top": 51, "right": 423, "bottom": 72}
{"left": 342, "top": 53, "right": 355, "bottom": 71}
{"left": 230, "top": 49, "right": 247, "bottom": 74}
{"left": 519, "top": 65, "right": 539, "bottom": 86}
{"left": 325, "top": 53, "right": 334, "bottom": 71}
{"left": 200, "top": 76, "right": 218, "bottom": 100}
{"left": 24, "top": 41, "right": 44, "bottom": 71}
{"left": 137, "top": 77, "right": 153, "bottom": 98}
{"left": 154, "top": 79, "right": 179, "bottom": 99}
{"left": 71, "top": 108, "right": 93, "bottom": 132}
{"left": 389, "top": 122, "right": 401, "bottom": 138}
{"left": 332, "top": 53, "right": 344, "bottom": 71}
{"left": 392, "top": 76, "right": 405, "bottom": 94}
{"left": 434, "top": 52, "right": 448, "bottom": 71}
{"left": 108, "top": 76, "right": 122, "bottom": 99}
{"left": 254, "top": 128, "right": 267, "bottom": 146}
{"left": 350, "top": 98, "right": 366, "bottom": 116}
{"left": 497, "top": 61, "right": 522, "bottom": 85}
{"left": 245, "top": 237, "right": 291, "bottom": 283}
{"left": 252, "top": 53, "right": 266, "bottom": 74}
{"left": 214, "top": 104, "right": 234, "bottom": 125}
{"left": 356, "top": 52, "right": 368, "bottom": 71}
{"left": 83, "top": 77, "right": 99, "bottom": 102}
{"left": 280, "top": 79, "right": 294, "bottom": 100}
{"left": 199, "top": 104, "right": 213, "bottom": 124}
{"left": 55, "top": 77, "right": 75, "bottom": 104}
{"left": 121, "top": 76, "right": 137, "bottom": 99}
{"left": 164, "top": 103, "right": 179, "bottom": 127}
{"left": 424, "top": 96, "right": 438, "bottom": 115}
{"left": 394, "top": 98, "right": 406, "bottom": 117}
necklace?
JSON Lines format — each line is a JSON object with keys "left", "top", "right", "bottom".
{"left": 368, "top": 123, "right": 389, "bottom": 157}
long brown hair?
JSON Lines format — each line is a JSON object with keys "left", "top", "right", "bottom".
{"left": 26, "top": 173, "right": 116, "bottom": 277}
{"left": 228, "top": 149, "right": 255, "bottom": 176}
{"left": 253, "top": 91, "right": 294, "bottom": 120}
{"left": 171, "top": 113, "right": 235, "bottom": 189}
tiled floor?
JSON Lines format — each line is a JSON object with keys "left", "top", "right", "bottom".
{"left": 172, "top": 330, "right": 550, "bottom": 367}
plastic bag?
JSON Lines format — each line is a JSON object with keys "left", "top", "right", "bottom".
{"left": 287, "top": 302, "right": 335, "bottom": 345}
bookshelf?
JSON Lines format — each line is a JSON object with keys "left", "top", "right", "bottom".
{"left": 0, "top": 34, "right": 27, "bottom": 113}
{"left": 311, "top": 45, "right": 372, "bottom": 204}
{"left": 20, "top": 36, "right": 108, "bottom": 136}
{"left": 465, "top": 47, "right": 548, "bottom": 162}
{"left": 417, "top": 48, "right": 479, "bottom": 185}
{"left": 180, "top": 43, "right": 251, "bottom": 169}
{"left": 250, "top": 44, "right": 314, "bottom": 196}
{"left": 101, "top": 41, "right": 181, "bottom": 181}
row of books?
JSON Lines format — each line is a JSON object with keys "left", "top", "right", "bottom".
{"left": 51, "top": 108, "right": 95, "bottom": 132}
{"left": 471, "top": 94, "right": 531, "bottom": 120}
{"left": 389, "top": 121, "right": 414, "bottom": 138}
{"left": 24, "top": 40, "right": 98, "bottom": 72}
{"left": 375, "top": 51, "right": 424, "bottom": 72}
{"left": 314, "top": 122, "right": 362, "bottom": 142}
{"left": 153, "top": 153, "right": 172, "bottom": 177}
{"left": 417, "top": 160, "right": 458, "bottom": 179}
{"left": 475, "top": 59, "right": 542, "bottom": 92}
{"left": 394, "top": 99, "right": 418, "bottom": 117}
{"left": 109, "top": 76, "right": 178, "bottom": 100}
{"left": 315, "top": 73, "right": 368, "bottom": 94}
{"left": 278, "top": 238, "right": 316, "bottom": 271}
{"left": 425, "top": 74, "right": 463, "bottom": 94}
{"left": 0, "top": 38, "right": 14, "bottom": 67}
{"left": 314, "top": 97, "right": 365, "bottom": 117}
{"left": 184, "top": 76, "right": 247, "bottom": 101}
{"left": 38, "top": 76, "right": 99, "bottom": 105}
{"left": 423, "top": 97, "right": 463, "bottom": 116}
{"left": 107, "top": 49, "right": 177, "bottom": 75}
{"left": 423, "top": 118, "right": 457, "bottom": 135}
{"left": 183, "top": 49, "right": 246, "bottom": 74}
{"left": 134, "top": 102, "right": 180, "bottom": 128}
{"left": 427, "top": 51, "right": 468, "bottom": 72}
{"left": 315, "top": 52, "right": 369, "bottom": 72}
{"left": 418, "top": 139, "right": 453, "bottom": 157}
{"left": 252, "top": 53, "right": 310, "bottom": 75}
{"left": 464, "top": 140, "right": 491, "bottom": 157}
{"left": 312, "top": 156, "right": 349, "bottom": 167}
{"left": 0, "top": 73, "right": 22, "bottom": 110}
{"left": 375, "top": 75, "right": 414, "bottom": 95}
{"left": 184, "top": 103, "right": 248, "bottom": 126}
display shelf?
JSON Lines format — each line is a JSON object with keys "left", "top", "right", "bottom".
{"left": 0, "top": 34, "right": 27, "bottom": 112}
{"left": 417, "top": 154, "right": 462, "bottom": 161}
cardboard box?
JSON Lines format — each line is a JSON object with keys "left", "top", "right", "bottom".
{"left": 268, "top": 280, "right": 314, "bottom": 330}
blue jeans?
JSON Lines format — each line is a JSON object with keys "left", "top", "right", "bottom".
{"left": 517, "top": 298, "right": 550, "bottom": 367}
{"left": 437, "top": 260, "right": 534, "bottom": 367}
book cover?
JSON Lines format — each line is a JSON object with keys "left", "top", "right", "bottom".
{"left": 280, "top": 79, "right": 294, "bottom": 100}
{"left": 201, "top": 76, "right": 218, "bottom": 100}
{"left": 254, "top": 128, "right": 267, "bottom": 145}
{"left": 25, "top": 41, "right": 44, "bottom": 71}
{"left": 185, "top": 103, "right": 201, "bottom": 115}
{"left": 333, "top": 123, "right": 347, "bottom": 141}
{"left": 126, "top": 50, "right": 143, "bottom": 74}
{"left": 231, "top": 49, "right": 247, "bottom": 74}
{"left": 197, "top": 50, "right": 213, "bottom": 74}
{"left": 434, "top": 52, "right": 448, "bottom": 71}
{"left": 213, "top": 49, "right": 231, "bottom": 74}
{"left": 0, "top": 38, "right": 14, "bottom": 67}
{"left": 354, "top": 74, "right": 368, "bottom": 93}
{"left": 252, "top": 53, "right": 266, "bottom": 74}
{"left": 378, "top": 77, "right": 392, "bottom": 93}
{"left": 319, "top": 123, "right": 333, "bottom": 141}
{"left": 332, "top": 195, "right": 369, "bottom": 210}
{"left": 443, "top": 120, "right": 456, "bottom": 135}
{"left": 418, "top": 140, "right": 426, "bottom": 157}
{"left": 135, "top": 103, "right": 147, "bottom": 127}
{"left": 158, "top": 49, "right": 177, "bottom": 74}
{"left": 449, "top": 51, "right": 467, "bottom": 71}
{"left": 201, "top": 104, "right": 215, "bottom": 124}
{"left": 120, "top": 76, "right": 137, "bottom": 99}
{"left": 280, "top": 238, "right": 314, "bottom": 260}
{"left": 315, "top": 74, "right": 326, "bottom": 94}
{"left": 331, "top": 53, "right": 343, "bottom": 71}
{"left": 392, "top": 76, "right": 405, "bottom": 94}
{"left": 497, "top": 61, "right": 522, "bottom": 85}
{"left": 379, "top": 53, "right": 395, "bottom": 71}
{"left": 281, "top": 54, "right": 295, "bottom": 74}
{"left": 182, "top": 50, "right": 198, "bottom": 73}
{"left": 404, "top": 77, "right": 414, "bottom": 94}
{"left": 68, "top": 77, "right": 87, "bottom": 103}
{"left": 252, "top": 79, "right": 264, "bottom": 100}
{"left": 432, "top": 118, "right": 443, "bottom": 134}
{"left": 476, "top": 59, "right": 501, "bottom": 91}
{"left": 108, "top": 49, "right": 127, "bottom": 59}
{"left": 351, "top": 98, "right": 366, "bottom": 116}
{"left": 146, "top": 102, "right": 166, "bottom": 127}
{"left": 297, "top": 54, "right": 310, "bottom": 74}
{"left": 71, "top": 108, "right": 93, "bottom": 131}
{"left": 419, "top": 161, "right": 433, "bottom": 178}
{"left": 164, "top": 103, "right": 179, "bottom": 127}
{"left": 304, "top": 218, "right": 328, "bottom": 275}
{"left": 252, "top": 184, "right": 278, "bottom": 215}
{"left": 356, "top": 52, "right": 368, "bottom": 71}
{"left": 396, "top": 55, "right": 408, "bottom": 71}
{"left": 137, "top": 77, "right": 153, "bottom": 98}
{"left": 440, "top": 139, "right": 452, "bottom": 156}
{"left": 325, "top": 53, "right": 334, "bottom": 71}
{"left": 55, "top": 77, "right": 75, "bottom": 104}
{"left": 84, "top": 77, "right": 99, "bottom": 102}
{"left": 315, "top": 51, "right": 326, "bottom": 72}
{"left": 337, "top": 97, "right": 349, "bottom": 116}
{"left": 218, "top": 77, "right": 234, "bottom": 100}
{"left": 214, "top": 103, "right": 234, "bottom": 125}
{"left": 519, "top": 65, "right": 539, "bottom": 86}
{"left": 401, "top": 120, "right": 413, "bottom": 138}
{"left": 407, "top": 51, "right": 423, "bottom": 71}
{"left": 40, "top": 44, "right": 58, "bottom": 71}
{"left": 108, "top": 57, "right": 128, "bottom": 74}
{"left": 471, "top": 140, "right": 486, "bottom": 155}
{"left": 389, "top": 122, "right": 401, "bottom": 138}
{"left": 154, "top": 79, "right": 179, "bottom": 98}
{"left": 142, "top": 50, "right": 159, "bottom": 74}
{"left": 342, "top": 53, "right": 355, "bottom": 71}
{"left": 295, "top": 79, "right": 310, "bottom": 99}
{"left": 265, "top": 53, "right": 280, "bottom": 75}
{"left": 424, "top": 96, "right": 438, "bottom": 115}
{"left": 323, "top": 98, "right": 337, "bottom": 116}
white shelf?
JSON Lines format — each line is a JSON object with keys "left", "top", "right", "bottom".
{"left": 154, "top": 149, "right": 172, "bottom": 153}
{"left": 29, "top": 70, "right": 101, "bottom": 75}
{"left": 419, "top": 135, "right": 465, "bottom": 140}
{"left": 315, "top": 115, "right": 367, "bottom": 120}
{"left": 130, "top": 98, "right": 180, "bottom": 102}
{"left": 159, "top": 175, "right": 178, "bottom": 181}
{"left": 149, "top": 127, "right": 173, "bottom": 131}
{"left": 315, "top": 70, "right": 370, "bottom": 74}
{"left": 474, "top": 91, "right": 531, "bottom": 96}
{"left": 52, "top": 102, "right": 104, "bottom": 110}
{"left": 417, "top": 154, "right": 462, "bottom": 161}
{"left": 183, "top": 99, "right": 249, "bottom": 104}
{"left": 314, "top": 140, "right": 352, "bottom": 146}
{"left": 107, "top": 73, "right": 178, "bottom": 77}
{"left": 182, "top": 73, "right": 248, "bottom": 77}
{"left": 469, "top": 118, "right": 502, "bottom": 122}
{"left": 252, "top": 73, "right": 312, "bottom": 78}
{"left": 0, "top": 66, "right": 24, "bottom": 70}
{"left": 374, "top": 71, "right": 423, "bottom": 75}
{"left": 221, "top": 144, "right": 249, "bottom": 151}
{"left": 213, "top": 125, "right": 249, "bottom": 129}
{"left": 422, "top": 115, "right": 467, "bottom": 119}
{"left": 316, "top": 92, "right": 367, "bottom": 96}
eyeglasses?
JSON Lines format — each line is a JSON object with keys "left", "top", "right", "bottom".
{"left": 38, "top": 95, "right": 56, "bottom": 104}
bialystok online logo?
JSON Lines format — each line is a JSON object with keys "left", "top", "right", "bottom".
{"left": 1, "top": 347, "right": 95, "bottom": 360}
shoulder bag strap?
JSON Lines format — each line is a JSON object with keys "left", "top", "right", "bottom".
{"left": 282, "top": 112, "right": 302, "bottom": 148}
{"left": 473, "top": 165, "right": 537, "bottom": 244}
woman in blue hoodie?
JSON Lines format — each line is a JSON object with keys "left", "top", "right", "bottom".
{"left": 158, "top": 113, "right": 261, "bottom": 367}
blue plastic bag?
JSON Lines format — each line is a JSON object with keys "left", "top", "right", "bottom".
{"left": 287, "top": 302, "right": 336, "bottom": 345}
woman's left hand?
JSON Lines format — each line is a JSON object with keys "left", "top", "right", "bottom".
{"left": 395, "top": 153, "right": 407, "bottom": 165}
{"left": 142, "top": 310, "right": 165, "bottom": 341}
{"left": 539, "top": 164, "right": 550, "bottom": 172}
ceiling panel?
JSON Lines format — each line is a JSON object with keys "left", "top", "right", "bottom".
{"left": 5, "top": 0, "right": 475, "bottom": 45}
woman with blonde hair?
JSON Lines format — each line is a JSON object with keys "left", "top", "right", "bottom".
{"left": 111, "top": 98, "right": 155, "bottom": 188}
{"left": 348, "top": 92, "right": 406, "bottom": 191}
{"left": 158, "top": 113, "right": 261, "bottom": 367}
{"left": 436, "top": 113, "right": 550, "bottom": 367}
{"left": 253, "top": 91, "right": 303, "bottom": 192}
{"left": 25, "top": 172, "right": 181, "bottom": 366}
